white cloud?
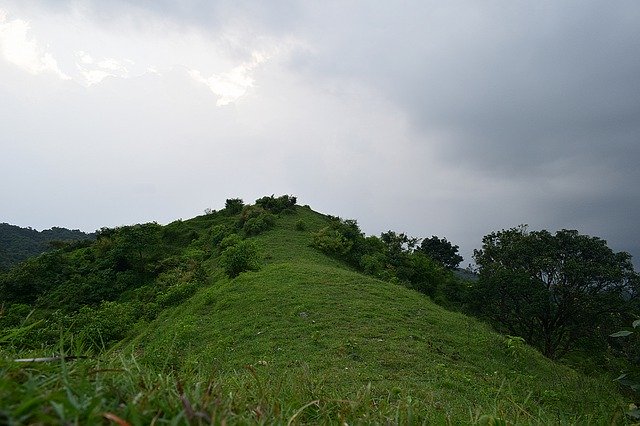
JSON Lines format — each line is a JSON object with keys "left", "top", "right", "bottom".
{"left": 188, "top": 50, "right": 270, "bottom": 106}
{"left": 0, "top": 9, "right": 69, "bottom": 79}
{"left": 74, "top": 51, "right": 132, "bottom": 86}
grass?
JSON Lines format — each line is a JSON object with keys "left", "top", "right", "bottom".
{"left": 0, "top": 205, "right": 628, "bottom": 424}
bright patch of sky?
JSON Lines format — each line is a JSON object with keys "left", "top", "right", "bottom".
{"left": 0, "top": 8, "right": 69, "bottom": 79}
{"left": 0, "top": 6, "right": 289, "bottom": 104}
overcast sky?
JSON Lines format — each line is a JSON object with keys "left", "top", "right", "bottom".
{"left": 1, "top": 1, "right": 639, "bottom": 267}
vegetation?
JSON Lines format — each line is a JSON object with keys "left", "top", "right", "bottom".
{"left": 0, "top": 223, "right": 94, "bottom": 270}
{"left": 472, "top": 225, "right": 640, "bottom": 359}
{"left": 417, "top": 235, "right": 464, "bottom": 270}
{"left": 0, "top": 196, "right": 636, "bottom": 423}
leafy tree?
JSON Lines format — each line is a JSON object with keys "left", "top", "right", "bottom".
{"left": 108, "top": 223, "right": 163, "bottom": 274}
{"left": 417, "top": 236, "right": 463, "bottom": 270}
{"left": 379, "top": 231, "right": 418, "bottom": 282}
{"left": 224, "top": 198, "right": 244, "bottom": 215}
{"left": 473, "top": 226, "right": 640, "bottom": 358}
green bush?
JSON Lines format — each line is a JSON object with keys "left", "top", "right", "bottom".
{"left": 218, "top": 234, "right": 242, "bottom": 250}
{"left": 156, "top": 283, "right": 198, "bottom": 307}
{"left": 76, "top": 301, "right": 138, "bottom": 346}
{"left": 295, "top": 220, "right": 307, "bottom": 231}
{"left": 220, "top": 240, "right": 261, "bottom": 278}
{"left": 312, "top": 228, "right": 353, "bottom": 257}
{"left": 255, "top": 194, "right": 297, "bottom": 213}
{"left": 243, "top": 213, "right": 276, "bottom": 236}
{"left": 210, "top": 225, "right": 231, "bottom": 247}
{"left": 0, "top": 303, "right": 32, "bottom": 328}
{"left": 237, "top": 205, "right": 276, "bottom": 236}
{"left": 224, "top": 198, "right": 244, "bottom": 215}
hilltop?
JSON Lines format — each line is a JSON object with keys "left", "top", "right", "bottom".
{"left": 0, "top": 196, "right": 626, "bottom": 424}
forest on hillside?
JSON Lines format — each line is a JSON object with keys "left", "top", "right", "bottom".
{"left": 0, "top": 223, "right": 94, "bottom": 271}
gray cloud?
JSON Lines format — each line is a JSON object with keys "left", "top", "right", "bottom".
{"left": 1, "top": 1, "right": 640, "bottom": 266}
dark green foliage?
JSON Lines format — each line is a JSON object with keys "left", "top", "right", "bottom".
{"left": 408, "top": 253, "right": 447, "bottom": 297}
{"left": 219, "top": 240, "right": 261, "bottom": 278}
{"left": 417, "top": 235, "right": 463, "bottom": 270}
{"left": 0, "top": 223, "right": 94, "bottom": 269}
{"left": 295, "top": 220, "right": 307, "bottom": 231}
{"left": 473, "top": 226, "right": 640, "bottom": 358}
{"left": 162, "top": 221, "right": 199, "bottom": 247}
{"left": 255, "top": 194, "right": 297, "bottom": 213}
{"left": 610, "top": 321, "right": 640, "bottom": 419}
{"left": 210, "top": 224, "right": 231, "bottom": 247}
{"left": 311, "top": 221, "right": 463, "bottom": 306}
{"left": 75, "top": 301, "right": 138, "bottom": 345}
{"left": 224, "top": 198, "right": 244, "bottom": 215}
{"left": 238, "top": 205, "right": 276, "bottom": 236}
{"left": 156, "top": 282, "right": 198, "bottom": 307}
{"left": 218, "top": 233, "right": 242, "bottom": 250}
{"left": 0, "top": 303, "right": 31, "bottom": 328}
{"left": 312, "top": 218, "right": 364, "bottom": 266}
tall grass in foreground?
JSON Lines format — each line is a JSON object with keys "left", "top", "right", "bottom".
{"left": 0, "top": 346, "right": 625, "bottom": 425}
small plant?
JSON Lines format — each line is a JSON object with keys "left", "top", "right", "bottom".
{"left": 610, "top": 320, "right": 640, "bottom": 420}
{"left": 295, "top": 220, "right": 307, "bottom": 231}
{"left": 504, "top": 335, "right": 526, "bottom": 359}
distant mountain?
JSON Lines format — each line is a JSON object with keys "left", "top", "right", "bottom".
{"left": 0, "top": 223, "right": 94, "bottom": 270}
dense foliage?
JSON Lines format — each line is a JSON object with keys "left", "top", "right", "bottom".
{"left": 417, "top": 236, "right": 463, "bottom": 270}
{"left": 472, "top": 225, "right": 640, "bottom": 359}
{"left": 311, "top": 217, "right": 466, "bottom": 307}
{"left": 0, "top": 223, "right": 94, "bottom": 270}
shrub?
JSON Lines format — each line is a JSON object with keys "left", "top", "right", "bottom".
{"left": 220, "top": 240, "right": 261, "bottom": 278}
{"left": 295, "top": 220, "right": 307, "bottom": 231}
{"left": 255, "top": 194, "right": 297, "bottom": 213}
{"left": 218, "top": 234, "right": 242, "bottom": 250}
{"left": 224, "top": 198, "right": 244, "bottom": 215}
{"left": 210, "top": 225, "right": 230, "bottom": 247}
{"left": 156, "top": 283, "right": 198, "bottom": 307}
{"left": 76, "top": 301, "right": 138, "bottom": 346}
{"left": 243, "top": 215, "right": 275, "bottom": 236}
{"left": 312, "top": 228, "right": 353, "bottom": 257}
{"left": 238, "top": 205, "right": 276, "bottom": 236}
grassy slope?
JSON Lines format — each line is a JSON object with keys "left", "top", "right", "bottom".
{"left": 114, "top": 207, "right": 624, "bottom": 424}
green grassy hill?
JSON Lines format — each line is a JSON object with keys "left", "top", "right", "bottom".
{"left": 0, "top": 200, "right": 626, "bottom": 424}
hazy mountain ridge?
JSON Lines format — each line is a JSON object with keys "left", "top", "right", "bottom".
{"left": 0, "top": 222, "right": 94, "bottom": 270}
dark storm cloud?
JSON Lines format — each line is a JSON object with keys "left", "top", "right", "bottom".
{"left": 278, "top": 1, "right": 640, "bottom": 261}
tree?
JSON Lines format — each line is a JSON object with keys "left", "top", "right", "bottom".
{"left": 417, "top": 236, "right": 463, "bottom": 270}
{"left": 224, "top": 198, "right": 244, "bottom": 215}
{"left": 472, "top": 226, "right": 639, "bottom": 358}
